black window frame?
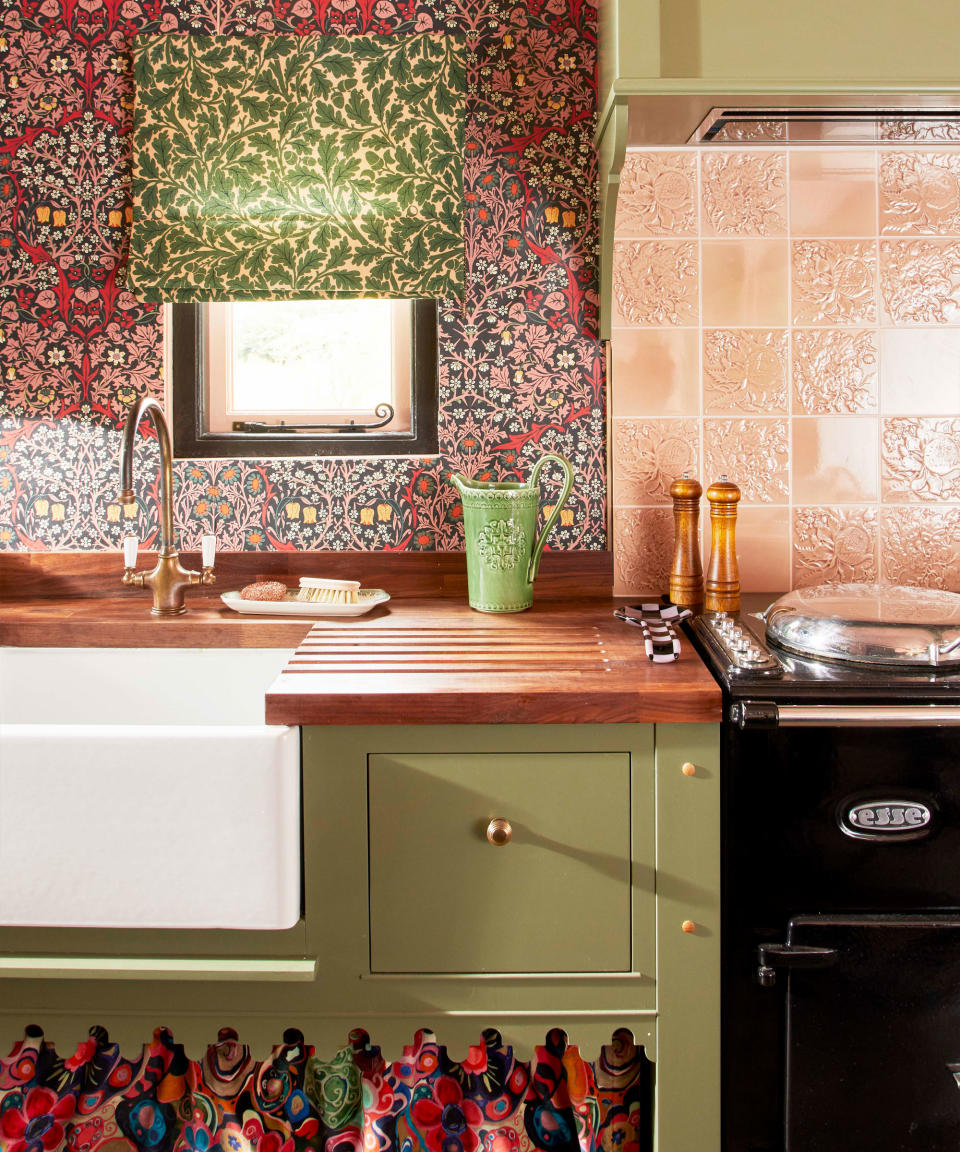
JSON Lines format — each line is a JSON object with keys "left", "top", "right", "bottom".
{"left": 170, "top": 300, "right": 440, "bottom": 459}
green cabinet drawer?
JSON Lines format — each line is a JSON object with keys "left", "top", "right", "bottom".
{"left": 368, "top": 751, "right": 634, "bottom": 974}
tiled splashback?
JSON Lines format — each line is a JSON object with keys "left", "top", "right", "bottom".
{"left": 611, "top": 147, "right": 960, "bottom": 596}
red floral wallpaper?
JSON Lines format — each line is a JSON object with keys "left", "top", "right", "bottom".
{"left": 0, "top": 0, "right": 604, "bottom": 552}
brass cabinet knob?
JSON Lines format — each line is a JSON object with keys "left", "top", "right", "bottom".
{"left": 682, "top": 920, "right": 697, "bottom": 934}
{"left": 486, "top": 818, "right": 513, "bottom": 846}
{"left": 681, "top": 761, "right": 697, "bottom": 777}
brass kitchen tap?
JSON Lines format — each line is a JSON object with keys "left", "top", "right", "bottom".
{"left": 118, "top": 397, "right": 215, "bottom": 615}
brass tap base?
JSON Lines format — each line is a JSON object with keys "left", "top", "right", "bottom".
{"left": 139, "top": 552, "right": 203, "bottom": 616}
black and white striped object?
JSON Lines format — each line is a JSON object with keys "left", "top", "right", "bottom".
{"left": 613, "top": 602, "right": 692, "bottom": 663}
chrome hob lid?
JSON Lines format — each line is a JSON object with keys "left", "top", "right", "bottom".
{"left": 764, "top": 583, "right": 960, "bottom": 669}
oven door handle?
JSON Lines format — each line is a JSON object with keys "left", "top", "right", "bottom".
{"left": 732, "top": 701, "right": 960, "bottom": 730}
{"left": 757, "top": 942, "right": 838, "bottom": 987}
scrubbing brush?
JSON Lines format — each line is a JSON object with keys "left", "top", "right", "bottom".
{"left": 296, "top": 577, "right": 361, "bottom": 604}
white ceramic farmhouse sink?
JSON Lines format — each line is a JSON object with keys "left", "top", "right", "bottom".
{"left": 0, "top": 648, "right": 300, "bottom": 931}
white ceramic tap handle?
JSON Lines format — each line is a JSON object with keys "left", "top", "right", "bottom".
{"left": 123, "top": 534, "right": 138, "bottom": 570}
{"left": 201, "top": 533, "right": 216, "bottom": 568}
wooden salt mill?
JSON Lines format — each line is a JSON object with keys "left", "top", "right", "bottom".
{"left": 705, "top": 476, "right": 741, "bottom": 613}
{"left": 668, "top": 473, "right": 703, "bottom": 612}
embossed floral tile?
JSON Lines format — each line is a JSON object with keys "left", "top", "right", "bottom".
{"left": 881, "top": 506, "right": 960, "bottom": 590}
{"left": 879, "top": 151, "right": 960, "bottom": 234}
{"left": 791, "top": 240, "right": 878, "bottom": 326}
{"left": 703, "top": 417, "right": 789, "bottom": 504}
{"left": 613, "top": 506, "right": 673, "bottom": 596}
{"left": 880, "top": 239, "right": 960, "bottom": 324}
{"left": 881, "top": 416, "right": 960, "bottom": 502}
{"left": 701, "top": 151, "right": 787, "bottom": 237}
{"left": 612, "top": 239, "right": 698, "bottom": 326}
{"left": 792, "top": 329, "right": 878, "bottom": 414}
{"left": 616, "top": 152, "right": 698, "bottom": 236}
{"left": 702, "top": 328, "right": 787, "bottom": 415}
{"left": 612, "top": 418, "right": 699, "bottom": 506}
{"left": 793, "top": 506, "right": 878, "bottom": 587}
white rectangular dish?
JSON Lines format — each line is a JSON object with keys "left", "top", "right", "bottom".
{"left": 221, "top": 589, "right": 390, "bottom": 617}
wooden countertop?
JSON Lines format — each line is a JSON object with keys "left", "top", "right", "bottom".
{"left": 265, "top": 598, "right": 722, "bottom": 725}
{"left": 0, "top": 552, "right": 722, "bottom": 724}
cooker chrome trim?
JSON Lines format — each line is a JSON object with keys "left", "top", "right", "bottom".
{"left": 731, "top": 701, "right": 960, "bottom": 729}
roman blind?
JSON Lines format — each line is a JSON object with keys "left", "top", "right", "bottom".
{"left": 127, "top": 33, "right": 465, "bottom": 302}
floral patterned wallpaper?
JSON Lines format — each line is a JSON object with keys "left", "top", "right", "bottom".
{"left": 0, "top": 0, "right": 604, "bottom": 552}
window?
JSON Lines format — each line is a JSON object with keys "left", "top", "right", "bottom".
{"left": 169, "top": 299, "right": 439, "bottom": 459}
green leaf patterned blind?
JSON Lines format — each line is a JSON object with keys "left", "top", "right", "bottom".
{"left": 127, "top": 34, "right": 465, "bottom": 302}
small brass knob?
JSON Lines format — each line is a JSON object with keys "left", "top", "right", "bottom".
{"left": 681, "top": 761, "right": 696, "bottom": 777}
{"left": 486, "top": 818, "right": 513, "bottom": 846}
{"left": 682, "top": 920, "right": 697, "bottom": 934}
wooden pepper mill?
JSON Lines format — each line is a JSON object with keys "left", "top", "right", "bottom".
{"left": 669, "top": 473, "right": 703, "bottom": 612}
{"left": 705, "top": 476, "right": 741, "bottom": 613}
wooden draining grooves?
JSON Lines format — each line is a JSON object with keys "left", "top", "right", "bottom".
{"left": 267, "top": 600, "right": 724, "bottom": 725}
{"left": 287, "top": 625, "right": 612, "bottom": 674}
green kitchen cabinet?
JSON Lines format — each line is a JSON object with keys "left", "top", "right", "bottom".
{"left": 600, "top": 0, "right": 960, "bottom": 112}
{"left": 0, "top": 723, "right": 718, "bottom": 1151}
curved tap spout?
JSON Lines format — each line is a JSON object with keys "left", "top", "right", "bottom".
{"left": 119, "top": 397, "right": 176, "bottom": 555}
{"left": 118, "top": 398, "right": 215, "bottom": 615}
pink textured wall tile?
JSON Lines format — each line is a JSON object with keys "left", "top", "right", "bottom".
{"left": 881, "top": 506, "right": 960, "bottom": 590}
{"left": 792, "top": 329, "right": 878, "bottom": 414}
{"left": 791, "top": 240, "right": 878, "bottom": 325}
{"left": 880, "top": 239, "right": 960, "bottom": 323}
{"left": 879, "top": 151, "right": 960, "bottom": 233}
{"left": 612, "top": 239, "right": 698, "bottom": 326}
{"left": 613, "top": 506, "right": 674, "bottom": 596}
{"left": 712, "top": 120, "right": 786, "bottom": 143}
{"left": 701, "top": 151, "right": 787, "bottom": 236}
{"left": 880, "top": 120, "right": 960, "bottom": 142}
{"left": 616, "top": 151, "right": 698, "bottom": 236}
{"left": 880, "top": 329, "right": 960, "bottom": 414}
{"left": 701, "top": 240, "right": 788, "bottom": 326}
{"left": 881, "top": 416, "right": 960, "bottom": 501}
{"left": 726, "top": 505, "right": 790, "bottom": 593}
{"left": 789, "top": 150, "right": 877, "bottom": 236}
{"left": 793, "top": 506, "right": 878, "bottom": 586}
{"left": 703, "top": 418, "right": 789, "bottom": 503}
{"left": 612, "top": 418, "right": 699, "bottom": 505}
{"left": 788, "top": 121, "right": 875, "bottom": 144}
{"left": 611, "top": 329, "right": 700, "bottom": 418}
{"left": 792, "top": 416, "right": 880, "bottom": 503}
{"left": 702, "top": 328, "right": 787, "bottom": 414}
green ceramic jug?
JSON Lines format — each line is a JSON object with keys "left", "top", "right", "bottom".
{"left": 452, "top": 454, "right": 574, "bottom": 612}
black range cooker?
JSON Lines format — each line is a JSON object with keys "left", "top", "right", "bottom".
{"left": 688, "top": 584, "right": 960, "bottom": 1152}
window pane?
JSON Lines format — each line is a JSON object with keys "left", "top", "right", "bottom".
{"left": 230, "top": 300, "right": 397, "bottom": 413}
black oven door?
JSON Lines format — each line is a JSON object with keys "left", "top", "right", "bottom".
{"left": 783, "top": 914, "right": 960, "bottom": 1151}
